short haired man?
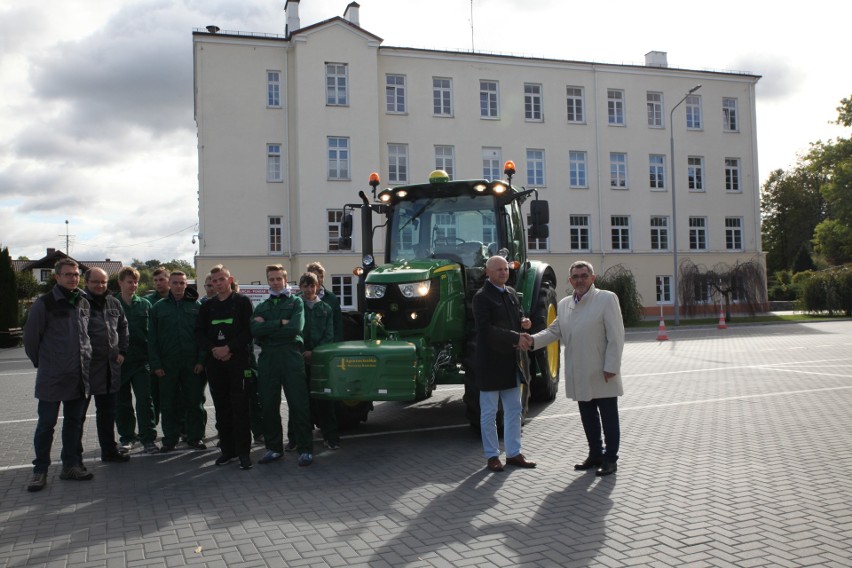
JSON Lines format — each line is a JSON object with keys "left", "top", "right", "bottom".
{"left": 81, "top": 267, "right": 130, "bottom": 464}
{"left": 114, "top": 267, "right": 159, "bottom": 454}
{"left": 145, "top": 267, "right": 170, "bottom": 306}
{"left": 299, "top": 271, "right": 340, "bottom": 450}
{"left": 23, "top": 259, "right": 93, "bottom": 491}
{"left": 197, "top": 265, "right": 255, "bottom": 470}
{"left": 251, "top": 265, "right": 314, "bottom": 467}
{"left": 472, "top": 255, "right": 536, "bottom": 472}
{"left": 306, "top": 262, "right": 343, "bottom": 342}
{"left": 527, "top": 261, "right": 625, "bottom": 476}
{"left": 149, "top": 271, "right": 207, "bottom": 452}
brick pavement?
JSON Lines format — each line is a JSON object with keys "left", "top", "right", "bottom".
{"left": 1, "top": 320, "right": 851, "bottom": 567}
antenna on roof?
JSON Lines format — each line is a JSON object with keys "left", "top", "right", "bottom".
{"left": 470, "top": 0, "right": 475, "bottom": 52}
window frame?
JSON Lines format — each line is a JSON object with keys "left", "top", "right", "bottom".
{"left": 647, "top": 91, "right": 663, "bottom": 128}
{"left": 725, "top": 158, "right": 741, "bottom": 192}
{"left": 607, "top": 89, "right": 625, "bottom": 126}
{"left": 268, "top": 216, "right": 283, "bottom": 255}
{"left": 569, "top": 151, "right": 587, "bottom": 188}
{"left": 649, "top": 154, "right": 666, "bottom": 191}
{"left": 385, "top": 74, "right": 406, "bottom": 114}
{"left": 566, "top": 86, "right": 585, "bottom": 123}
{"left": 267, "top": 143, "right": 283, "bottom": 183}
{"left": 327, "top": 209, "right": 350, "bottom": 251}
{"left": 267, "top": 70, "right": 281, "bottom": 108}
{"left": 524, "top": 83, "right": 543, "bottom": 121}
{"left": 656, "top": 275, "right": 673, "bottom": 304}
{"left": 434, "top": 145, "right": 455, "bottom": 180}
{"left": 725, "top": 217, "right": 743, "bottom": 251}
{"left": 331, "top": 274, "right": 356, "bottom": 310}
{"left": 688, "top": 156, "right": 705, "bottom": 192}
{"left": 723, "top": 97, "right": 738, "bottom": 132}
{"left": 526, "top": 149, "right": 545, "bottom": 187}
{"left": 432, "top": 77, "right": 453, "bottom": 117}
{"left": 479, "top": 80, "right": 499, "bottom": 119}
{"left": 650, "top": 216, "right": 670, "bottom": 251}
{"left": 688, "top": 217, "right": 708, "bottom": 250}
{"left": 482, "top": 147, "right": 502, "bottom": 181}
{"left": 610, "top": 152, "right": 628, "bottom": 189}
{"left": 327, "top": 136, "right": 350, "bottom": 181}
{"left": 610, "top": 215, "right": 631, "bottom": 251}
{"left": 325, "top": 63, "right": 349, "bottom": 107}
{"left": 387, "top": 143, "right": 409, "bottom": 184}
{"left": 569, "top": 214, "right": 591, "bottom": 252}
{"left": 686, "top": 94, "right": 702, "bottom": 130}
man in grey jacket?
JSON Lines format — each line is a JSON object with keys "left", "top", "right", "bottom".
{"left": 80, "top": 267, "right": 130, "bottom": 464}
{"left": 23, "top": 259, "right": 93, "bottom": 492}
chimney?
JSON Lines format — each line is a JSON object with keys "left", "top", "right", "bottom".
{"left": 344, "top": 2, "right": 360, "bottom": 27}
{"left": 47, "top": 248, "right": 55, "bottom": 255}
{"left": 286, "top": 0, "right": 301, "bottom": 36}
{"left": 645, "top": 51, "right": 668, "bottom": 68}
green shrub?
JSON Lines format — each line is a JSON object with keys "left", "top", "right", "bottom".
{"left": 596, "top": 265, "right": 643, "bottom": 326}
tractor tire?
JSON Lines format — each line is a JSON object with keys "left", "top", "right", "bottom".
{"left": 529, "top": 284, "right": 560, "bottom": 402}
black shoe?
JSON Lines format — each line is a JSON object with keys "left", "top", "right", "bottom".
{"left": 160, "top": 444, "right": 177, "bottom": 453}
{"left": 595, "top": 461, "right": 617, "bottom": 477}
{"left": 239, "top": 455, "right": 253, "bottom": 470}
{"left": 574, "top": 457, "right": 603, "bottom": 471}
{"left": 101, "top": 452, "right": 131, "bottom": 463}
{"left": 28, "top": 473, "right": 47, "bottom": 492}
{"left": 186, "top": 440, "right": 207, "bottom": 451}
{"left": 215, "top": 454, "right": 237, "bottom": 466}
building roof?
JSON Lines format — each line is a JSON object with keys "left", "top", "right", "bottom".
{"left": 14, "top": 249, "right": 122, "bottom": 276}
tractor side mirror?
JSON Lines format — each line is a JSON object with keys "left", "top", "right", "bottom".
{"left": 340, "top": 213, "right": 353, "bottom": 238}
{"left": 529, "top": 200, "right": 549, "bottom": 225}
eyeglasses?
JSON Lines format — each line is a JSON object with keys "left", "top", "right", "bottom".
{"left": 88, "top": 281, "right": 108, "bottom": 285}
{"left": 569, "top": 273, "right": 591, "bottom": 281}
{"left": 60, "top": 272, "right": 80, "bottom": 278}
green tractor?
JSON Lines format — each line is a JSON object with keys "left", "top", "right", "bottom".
{"left": 310, "top": 162, "right": 560, "bottom": 428}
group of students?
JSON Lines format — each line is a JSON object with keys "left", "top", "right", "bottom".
{"left": 24, "top": 259, "right": 343, "bottom": 492}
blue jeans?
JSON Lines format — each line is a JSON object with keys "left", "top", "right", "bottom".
{"left": 480, "top": 376, "right": 523, "bottom": 459}
{"left": 578, "top": 397, "right": 620, "bottom": 463}
{"left": 33, "top": 397, "right": 87, "bottom": 473}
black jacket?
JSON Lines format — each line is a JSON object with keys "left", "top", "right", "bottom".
{"left": 472, "top": 281, "right": 529, "bottom": 391}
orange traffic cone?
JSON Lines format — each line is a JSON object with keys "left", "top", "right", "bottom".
{"left": 717, "top": 308, "right": 727, "bottom": 329}
{"left": 656, "top": 317, "right": 669, "bottom": 341}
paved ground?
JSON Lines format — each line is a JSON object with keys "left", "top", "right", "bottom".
{"left": 1, "top": 320, "right": 851, "bottom": 567}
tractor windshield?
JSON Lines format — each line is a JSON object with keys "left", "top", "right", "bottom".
{"left": 390, "top": 194, "right": 499, "bottom": 267}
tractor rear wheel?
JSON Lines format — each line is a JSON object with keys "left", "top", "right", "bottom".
{"left": 530, "top": 284, "right": 560, "bottom": 402}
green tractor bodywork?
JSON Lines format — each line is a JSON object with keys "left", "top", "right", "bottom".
{"left": 311, "top": 167, "right": 560, "bottom": 426}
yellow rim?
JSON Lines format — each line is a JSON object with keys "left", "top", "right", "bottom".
{"left": 545, "top": 302, "right": 559, "bottom": 378}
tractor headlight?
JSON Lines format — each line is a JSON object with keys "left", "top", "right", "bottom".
{"left": 398, "top": 280, "right": 431, "bottom": 298}
{"left": 365, "top": 284, "right": 386, "bottom": 299}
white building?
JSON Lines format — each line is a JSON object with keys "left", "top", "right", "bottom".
{"left": 193, "top": 1, "right": 763, "bottom": 316}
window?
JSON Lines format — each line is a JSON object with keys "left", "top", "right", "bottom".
{"left": 528, "top": 235, "right": 548, "bottom": 251}
{"left": 689, "top": 217, "right": 707, "bottom": 250}
{"left": 327, "top": 210, "right": 349, "bottom": 251}
{"left": 480, "top": 80, "right": 499, "bottom": 118}
{"left": 611, "top": 216, "right": 631, "bottom": 250}
{"left": 435, "top": 145, "right": 455, "bottom": 179}
{"left": 328, "top": 137, "right": 350, "bottom": 180}
{"left": 725, "top": 217, "right": 743, "bottom": 250}
{"left": 569, "top": 151, "right": 587, "bottom": 188}
{"left": 570, "top": 215, "right": 590, "bottom": 251}
{"left": 526, "top": 149, "right": 545, "bottom": 186}
{"left": 647, "top": 92, "right": 663, "bottom": 127}
{"left": 686, "top": 95, "right": 702, "bottom": 129}
{"left": 725, "top": 158, "right": 741, "bottom": 192}
{"left": 610, "top": 152, "right": 628, "bottom": 188}
{"left": 433, "top": 77, "right": 453, "bottom": 116}
{"left": 656, "top": 275, "right": 672, "bottom": 304}
{"left": 386, "top": 74, "right": 406, "bottom": 113}
{"left": 524, "top": 83, "right": 543, "bottom": 121}
{"left": 267, "top": 71, "right": 281, "bottom": 107}
{"left": 607, "top": 89, "right": 625, "bottom": 125}
{"left": 650, "top": 216, "right": 669, "bottom": 250}
{"left": 332, "top": 275, "right": 355, "bottom": 310}
{"left": 482, "top": 147, "right": 502, "bottom": 180}
{"left": 325, "top": 63, "right": 348, "bottom": 106}
{"left": 39, "top": 269, "right": 52, "bottom": 283}
{"left": 723, "top": 97, "right": 738, "bottom": 131}
{"left": 566, "top": 86, "right": 585, "bottom": 123}
{"left": 649, "top": 154, "right": 666, "bottom": 190}
{"left": 688, "top": 157, "right": 704, "bottom": 192}
{"left": 388, "top": 144, "right": 408, "bottom": 184}
{"left": 266, "top": 144, "right": 282, "bottom": 182}
{"left": 434, "top": 212, "right": 457, "bottom": 242}
{"left": 268, "top": 216, "right": 283, "bottom": 254}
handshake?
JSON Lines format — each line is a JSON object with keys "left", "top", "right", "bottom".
{"left": 517, "top": 332, "right": 534, "bottom": 351}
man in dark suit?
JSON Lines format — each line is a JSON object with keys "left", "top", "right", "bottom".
{"left": 472, "top": 255, "right": 537, "bottom": 472}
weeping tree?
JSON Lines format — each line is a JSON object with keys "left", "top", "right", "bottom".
{"left": 679, "top": 259, "right": 767, "bottom": 319}
{"left": 595, "top": 264, "right": 644, "bottom": 326}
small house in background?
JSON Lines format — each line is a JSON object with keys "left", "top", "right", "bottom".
{"left": 13, "top": 248, "right": 122, "bottom": 285}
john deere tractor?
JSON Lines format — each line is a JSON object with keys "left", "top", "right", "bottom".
{"left": 310, "top": 162, "right": 560, "bottom": 427}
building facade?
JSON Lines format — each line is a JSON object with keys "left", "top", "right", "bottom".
{"left": 193, "top": 2, "right": 763, "bottom": 315}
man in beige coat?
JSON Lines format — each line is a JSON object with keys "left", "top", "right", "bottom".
{"left": 526, "top": 261, "right": 624, "bottom": 476}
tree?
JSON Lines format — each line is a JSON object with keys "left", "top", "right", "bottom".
{"left": 679, "top": 260, "right": 767, "bottom": 319}
{"left": 0, "top": 246, "right": 19, "bottom": 347}
{"left": 595, "top": 264, "right": 643, "bottom": 326}
{"left": 792, "top": 243, "right": 816, "bottom": 273}
{"left": 761, "top": 167, "right": 824, "bottom": 273}
{"left": 16, "top": 270, "right": 40, "bottom": 300}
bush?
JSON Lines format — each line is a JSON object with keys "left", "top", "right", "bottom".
{"left": 596, "top": 265, "right": 643, "bottom": 326}
{"left": 799, "top": 266, "right": 852, "bottom": 315}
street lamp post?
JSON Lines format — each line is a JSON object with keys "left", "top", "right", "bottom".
{"left": 669, "top": 84, "right": 701, "bottom": 326}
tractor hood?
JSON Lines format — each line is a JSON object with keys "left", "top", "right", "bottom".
{"left": 365, "top": 259, "right": 457, "bottom": 284}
